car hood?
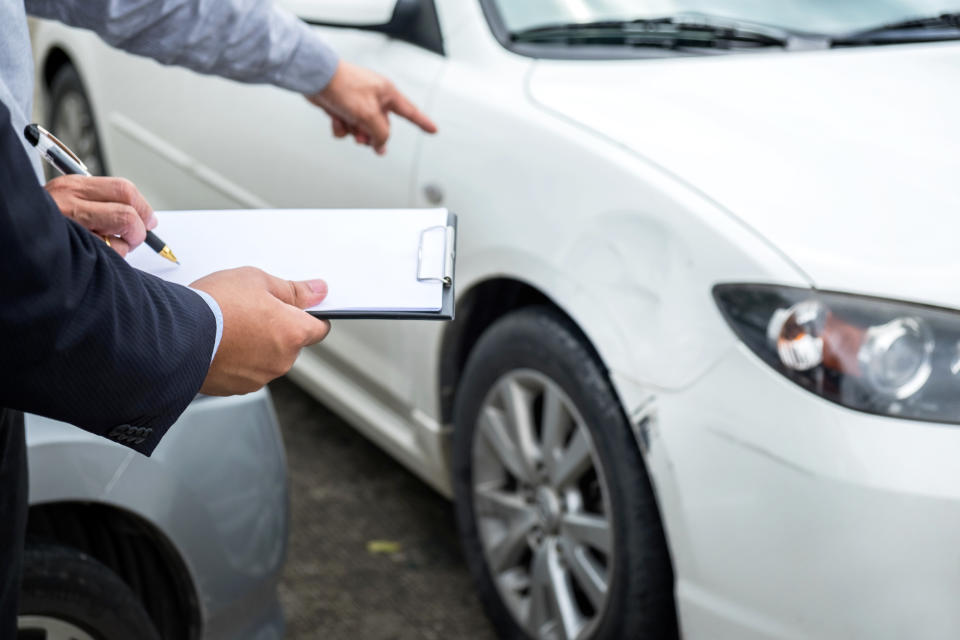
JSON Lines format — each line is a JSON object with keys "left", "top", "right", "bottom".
{"left": 527, "top": 42, "right": 960, "bottom": 310}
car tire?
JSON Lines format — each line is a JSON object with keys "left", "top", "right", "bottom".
{"left": 17, "top": 544, "right": 162, "bottom": 640}
{"left": 46, "top": 63, "right": 107, "bottom": 176}
{"left": 452, "top": 307, "right": 678, "bottom": 640}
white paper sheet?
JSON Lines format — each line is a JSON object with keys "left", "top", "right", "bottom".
{"left": 127, "top": 209, "right": 449, "bottom": 312}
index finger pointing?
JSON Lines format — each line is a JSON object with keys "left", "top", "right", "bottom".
{"left": 388, "top": 90, "right": 437, "bottom": 134}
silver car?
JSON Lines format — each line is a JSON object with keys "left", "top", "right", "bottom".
{"left": 18, "top": 389, "right": 288, "bottom": 640}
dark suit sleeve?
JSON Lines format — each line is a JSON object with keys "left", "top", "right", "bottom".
{"left": 0, "top": 101, "right": 215, "bottom": 456}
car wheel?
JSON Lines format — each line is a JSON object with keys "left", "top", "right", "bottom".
{"left": 46, "top": 64, "right": 106, "bottom": 176}
{"left": 17, "top": 544, "right": 161, "bottom": 640}
{"left": 453, "top": 308, "right": 678, "bottom": 640}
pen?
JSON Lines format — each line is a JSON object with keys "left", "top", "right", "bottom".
{"left": 23, "top": 123, "right": 179, "bottom": 264}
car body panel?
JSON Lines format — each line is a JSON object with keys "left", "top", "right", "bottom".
{"left": 652, "top": 343, "right": 960, "bottom": 639}
{"left": 525, "top": 42, "right": 960, "bottom": 309}
{"left": 26, "top": 390, "right": 288, "bottom": 640}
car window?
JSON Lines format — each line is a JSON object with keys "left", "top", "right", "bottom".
{"left": 491, "top": 0, "right": 960, "bottom": 36}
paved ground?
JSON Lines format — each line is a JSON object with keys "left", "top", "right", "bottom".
{"left": 271, "top": 378, "right": 498, "bottom": 640}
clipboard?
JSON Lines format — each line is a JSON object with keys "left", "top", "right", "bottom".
{"left": 312, "top": 211, "right": 457, "bottom": 320}
{"left": 126, "top": 208, "right": 458, "bottom": 320}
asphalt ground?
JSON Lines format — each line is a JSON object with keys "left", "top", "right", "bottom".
{"left": 271, "top": 378, "right": 498, "bottom": 640}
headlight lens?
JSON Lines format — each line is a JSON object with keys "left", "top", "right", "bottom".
{"left": 714, "top": 284, "right": 960, "bottom": 424}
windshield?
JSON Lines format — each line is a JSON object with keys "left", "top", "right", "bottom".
{"left": 491, "top": 0, "right": 960, "bottom": 36}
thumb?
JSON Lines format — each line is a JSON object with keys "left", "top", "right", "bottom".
{"left": 269, "top": 277, "right": 328, "bottom": 309}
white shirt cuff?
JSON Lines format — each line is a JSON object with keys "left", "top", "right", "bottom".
{"left": 189, "top": 288, "right": 223, "bottom": 363}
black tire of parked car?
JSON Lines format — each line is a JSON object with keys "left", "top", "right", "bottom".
{"left": 18, "top": 544, "right": 162, "bottom": 640}
{"left": 452, "top": 307, "right": 678, "bottom": 640}
{"left": 47, "top": 63, "right": 108, "bottom": 176}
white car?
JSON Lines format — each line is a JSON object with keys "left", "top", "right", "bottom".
{"left": 31, "top": 1, "right": 960, "bottom": 638}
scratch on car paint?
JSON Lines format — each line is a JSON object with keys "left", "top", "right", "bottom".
{"left": 629, "top": 395, "right": 658, "bottom": 455}
{"left": 101, "top": 451, "right": 135, "bottom": 498}
{"left": 706, "top": 426, "right": 817, "bottom": 477}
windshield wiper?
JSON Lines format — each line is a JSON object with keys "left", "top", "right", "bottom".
{"left": 511, "top": 15, "right": 791, "bottom": 50}
{"left": 833, "top": 12, "right": 960, "bottom": 46}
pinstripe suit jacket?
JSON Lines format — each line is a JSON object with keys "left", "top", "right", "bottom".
{"left": 0, "top": 100, "right": 215, "bottom": 456}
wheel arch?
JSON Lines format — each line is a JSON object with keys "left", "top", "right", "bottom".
{"left": 439, "top": 276, "right": 619, "bottom": 425}
{"left": 40, "top": 44, "right": 73, "bottom": 91}
{"left": 26, "top": 500, "right": 202, "bottom": 640}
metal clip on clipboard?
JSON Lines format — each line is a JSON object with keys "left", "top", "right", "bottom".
{"left": 416, "top": 224, "right": 455, "bottom": 287}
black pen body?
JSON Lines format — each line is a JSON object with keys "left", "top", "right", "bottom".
{"left": 144, "top": 231, "right": 167, "bottom": 253}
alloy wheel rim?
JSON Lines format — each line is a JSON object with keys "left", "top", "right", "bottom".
{"left": 472, "top": 369, "right": 614, "bottom": 640}
{"left": 52, "top": 90, "right": 103, "bottom": 176}
{"left": 17, "top": 615, "right": 98, "bottom": 640}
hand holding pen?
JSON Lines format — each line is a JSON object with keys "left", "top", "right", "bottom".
{"left": 24, "top": 124, "right": 179, "bottom": 263}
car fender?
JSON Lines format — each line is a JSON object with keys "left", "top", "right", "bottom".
{"left": 26, "top": 390, "right": 288, "bottom": 639}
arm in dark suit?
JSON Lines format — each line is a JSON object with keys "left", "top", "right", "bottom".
{"left": 0, "top": 101, "right": 215, "bottom": 456}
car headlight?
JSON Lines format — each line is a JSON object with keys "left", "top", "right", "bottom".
{"left": 713, "top": 284, "right": 960, "bottom": 424}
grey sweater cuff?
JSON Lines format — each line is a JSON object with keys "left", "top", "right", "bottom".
{"left": 277, "top": 19, "right": 340, "bottom": 95}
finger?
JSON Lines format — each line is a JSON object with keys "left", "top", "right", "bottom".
{"left": 83, "top": 201, "right": 147, "bottom": 248}
{"left": 294, "top": 312, "right": 331, "bottom": 346}
{"left": 331, "top": 116, "right": 349, "bottom": 138}
{"left": 43, "top": 174, "right": 83, "bottom": 195}
{"left": 347, "top": 124, "right": 377, "bottom": 151}
{"left": 388, "top": 90, "right": 438, "bottom": 134}
{"left": 352, "top": 129, "right": 371, "bottom": 145}
{"left": 265, "top": 275, "right": 328, "bottom": 310}
{"left": 82, "top": 177, "right": 157, "bottom": 230}
{"left": 108, "top": 235, "right": 130, "bottom": 258}
{"left": 272, "top": 303, "right": 331, "bottom": 358}
{"left": 359, "top": 108, "right": 390, "bottom": 151}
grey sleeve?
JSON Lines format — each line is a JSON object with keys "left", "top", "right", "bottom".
{"left": 26, "top": 0, "right": 339, "bottom": 94}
